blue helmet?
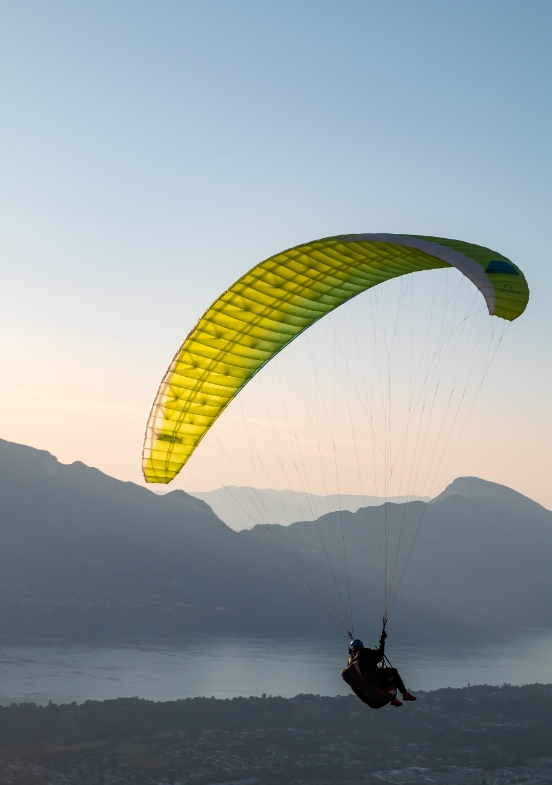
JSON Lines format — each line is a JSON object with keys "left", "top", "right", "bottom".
{"left": 349, "top": 638, "right": 364, "bottom": 649}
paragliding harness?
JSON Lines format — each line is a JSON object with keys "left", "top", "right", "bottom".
{"left": 341, "top": 622, "right": 397, "bottom": 709}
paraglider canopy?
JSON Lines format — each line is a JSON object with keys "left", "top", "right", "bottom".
{"left": 142, "top": 233, "right": 529, "bottom": 485}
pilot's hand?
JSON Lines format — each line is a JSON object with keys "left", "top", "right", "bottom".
{"left": 380, "top": 630, "right": 387, "bottom": 641}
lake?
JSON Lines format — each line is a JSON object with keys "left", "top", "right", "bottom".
{"left": 1, "top": 632, "right": 551, "bottom": 705}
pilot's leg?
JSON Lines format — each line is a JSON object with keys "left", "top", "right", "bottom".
{"left": 386, "top": 667, "right": 406, "bottom": 694}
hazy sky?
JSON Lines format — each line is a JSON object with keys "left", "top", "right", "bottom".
{"left": 1, "top": 1, "right": 551, "bottom": 506}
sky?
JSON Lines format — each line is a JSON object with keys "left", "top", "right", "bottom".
{"left": 1, "top": 0, "right": 551, "bottom": 506}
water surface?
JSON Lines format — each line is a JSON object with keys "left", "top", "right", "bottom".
{"left": 1, "top": 633, "right": 551, "bottom": 705}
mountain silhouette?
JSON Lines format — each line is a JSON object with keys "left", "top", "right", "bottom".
{"left": 0, "top": 438, "right": 550, "bottom": 644}
{"left": 0, "top": 439, "right": 323, "bottom": 640}
{"left": 431, "top": 475, "right": 546, "bottom": 509}
{"left": 189, "top": 486, "right": 429, "bottom": 531}
{"left": 241, "top": 478, "right": 552, "bottom": 638}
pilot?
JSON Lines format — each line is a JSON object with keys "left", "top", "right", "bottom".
{"left": 348, "top": 631, "right": 416, "bottom": 706}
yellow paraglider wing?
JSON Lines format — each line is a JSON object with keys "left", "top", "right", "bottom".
{"left": 142, "top": 233, "right": 529, "bottom": 483}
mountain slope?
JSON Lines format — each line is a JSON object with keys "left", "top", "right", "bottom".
{"left": 241, "top": 484, "right": 552, "bottom": 636}
{"left": 0, "top": 439, "right": 329, "bottom": 640}
{"left": 1, "top": 438, "right": 550, "bottom": 644}
{"left": 406, "top": 485, "right": 552, "bottom": 630}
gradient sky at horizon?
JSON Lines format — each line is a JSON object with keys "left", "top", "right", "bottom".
{"left": 1, "top": 1, "right": 551, "bottom": 506}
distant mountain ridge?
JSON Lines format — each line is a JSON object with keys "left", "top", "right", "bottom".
{"left": 189, "top": 486, "right": 430, "bottom": 531}
{"left": 0, "top": 438, "right": 550, "bottom": 644}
